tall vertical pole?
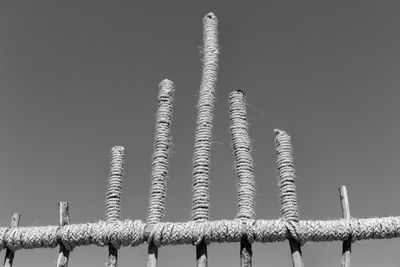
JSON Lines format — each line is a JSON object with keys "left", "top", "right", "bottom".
{"left": 229, "top": 90, "right": 255, "bottom": 267}
{"left": 147, "top": 79, "right": 175, "bottom": 267}
{"left": 192, "top": 12, "right": 220, "bottom": 267}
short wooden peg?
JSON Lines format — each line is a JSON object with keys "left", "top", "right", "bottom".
{"left": 196, "top": 240, "right": 208, "bottom": 267}
{"left": 289, "top": 237, "right": 304, "bottom": 267}
{"left": 339, "top": 186, "right": 351, "bottom": 267}
{"left": 107, "top": 246, "right": 118, "bottom": 267}
{"left": 57, "top": 202, "right": 70, "bottom": 267}
{"left": 3, "top": 213, "right": 20, "bottom": 267}
{"left": 147, "top": 242, "right": 158, "bottom": 267}
{"left": 240, "top": 235, "right": 252, "bottom": 267}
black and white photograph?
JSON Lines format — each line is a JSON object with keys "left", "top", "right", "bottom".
{"left": 0, "top": 1, "right": 399, "bottom": 266}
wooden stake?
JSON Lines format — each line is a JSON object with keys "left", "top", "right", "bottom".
{"left": 239, "top": 221, "right": 252, "bottom": 267}
{"left": 339, "top": 186, "right": 351, "bottom": 267}
{"left": 3, "top": 213, "right": 20, "bottom": 267}
{"left": 147, "top": 242, "right": 158, "bottom": 267}
{"left": 196, "top": 240, "right": 207, "bottom": 267}
{"left": 289, "top": 237, "right": 304, "bottom": 267}
{"left": 57, "top": 202, "right": 70, "bottom": 267}
{"left": 240, "top": 236, "right": 252, "bottom": 267}
{"left": 108, "top": 245, "right": 117, "bottom": 267}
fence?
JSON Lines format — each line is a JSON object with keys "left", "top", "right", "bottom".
{"left": 1, "top": 12, "right": 400, "bottom": 267}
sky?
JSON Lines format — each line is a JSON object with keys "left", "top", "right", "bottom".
{"left": 1, "top": 1, "right": 400, "bottom": 266}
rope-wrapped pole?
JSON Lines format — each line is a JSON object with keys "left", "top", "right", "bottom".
{"left": 105, "top": 146, "right": 124, "bottom": 267}
{"left": 229, "top": 90, "right": 255, "bottom": 267}
{"left": 192, "top": 12, "right": 219, "bottom": 267}
{"left": 147, "top": 79, "right": 175, "bottom": 267}
{"left": 274, "top": 129, "right": 304, "bottom": 267}
{"left": 339, "top": 186, "right": 351, "bottom": 267}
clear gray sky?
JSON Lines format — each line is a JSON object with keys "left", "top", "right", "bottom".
{"left": 1, "top": 1, "right": 400, "bottom": 266}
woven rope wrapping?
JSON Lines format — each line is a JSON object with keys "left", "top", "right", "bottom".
{"left": 147, "top": 79, "right": 175, "bottom": 225}
{"left": 3, "top": 217, "right": 400, "bottom": 251}
{"left": 275, "top": 130, "right": 299, "bottom": 222}
{"left": 106, "top": 146, "right": 125, "bottom": 223}
{"left": 192, "top": 12, "right": 220, "bottom": 222}
{"left": 229, "top": 90, "right": 256, "bottom": 220}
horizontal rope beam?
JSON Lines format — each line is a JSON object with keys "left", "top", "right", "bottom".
{"left": 1, "top": 216, "right": 400, "bottom": 251}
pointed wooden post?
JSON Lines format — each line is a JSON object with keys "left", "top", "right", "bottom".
{"left": 275, "top": 129, "right": 304, "bottom": 267}
{"left": 3, "top": 213, "right": 20, "bottom": 267}
{"left": 57, "top": 202, "right": 70, "bottom": 267}
{"left": 339, "top": 186, "right": 351, "bottom": 267}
